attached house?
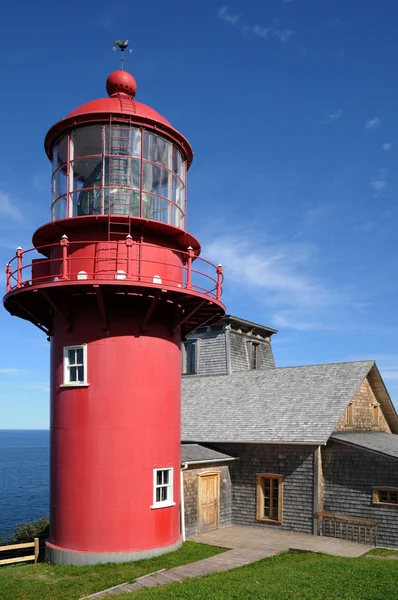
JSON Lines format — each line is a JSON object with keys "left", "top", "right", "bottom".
{"left": 180, "top": 316, "right": 398, "bottom": 548}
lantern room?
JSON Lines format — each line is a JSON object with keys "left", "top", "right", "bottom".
{"left": 51, "top": 125, "right": 186, "bottom": 227}
{"left": 45, "top": 69, "right": 193, "bottom": 231}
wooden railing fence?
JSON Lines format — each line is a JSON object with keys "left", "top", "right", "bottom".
{"left": 0, "top": 537, "right": 39, "bottom": 566}
{"left": 317, "top": 512, "right": 377, "bottom": 546}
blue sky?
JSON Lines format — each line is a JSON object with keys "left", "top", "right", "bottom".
{"left": 1, "top": 0, "right": 398, "bottom": 428}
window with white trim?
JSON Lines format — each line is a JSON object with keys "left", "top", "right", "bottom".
{"left": 63, "top": 345, "right": 87, "bottom": 385}
{"left": 152, "top": 468, "right": 174, "bottom": 508}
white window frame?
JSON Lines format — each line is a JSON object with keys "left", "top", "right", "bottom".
{"left": 62, "top": 344, "right": 88, "bottom": 386}
{"left": 151, "top": 467, "right": 175, "bottom": 509}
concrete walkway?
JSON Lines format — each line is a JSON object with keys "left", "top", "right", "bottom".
{"left": 81, "top": 526, "right": 371, "bottom": 598}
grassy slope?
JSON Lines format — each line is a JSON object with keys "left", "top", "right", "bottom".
{"left": 0, "top": 542, "right": 226, "bottom": 600}
{"left": 114, "top": 551, "right": 398, "bottom": 600}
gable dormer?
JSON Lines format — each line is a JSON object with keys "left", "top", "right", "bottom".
{"left": 183, "top": 315, "right": 277, "bottom": 376}
{"left": 334, "top": 367, "right": 397, "bottom": 433}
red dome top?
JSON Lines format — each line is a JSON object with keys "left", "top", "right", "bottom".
{"left": 106, "top": 70, "right": 137, "bottom": 97}
{"left": 45, "top": 70, "right": 193, "bottom": 165}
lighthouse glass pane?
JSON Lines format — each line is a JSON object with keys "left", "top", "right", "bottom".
{"left": 104, "top": 190, "right": 140, "bottom": 216}
{"left": 172, "top": 205, "right": 184, "bottom": 229}
{"left": 105, "top": 125, "right": 141, "bottom": 158}
{"left": 143, "top": 164, "right": 171, "bottom": 199}
{"left": 105, "top": 157, "right": 140, "bottom": 191}
{"left": 72, "top": 126, "right": 102, "bottom": 159}
{"left": 53, "top": 135, "right": 68, "bottom": 171}
{"left": 144, "top": 132, "right": 171, "bottom": 168}
{"left": 72, "top": 157, "right": 103, "bottom": 215}
{"left": 52, "top": 168, "right": 67, "bottom": 202}
{"left": 172, "top": 176, "right": 185, "bottom": 208}
{"left": 172, "top": 147, "right": 183, "bottom": 176}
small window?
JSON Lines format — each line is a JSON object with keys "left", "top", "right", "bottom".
{"left": 256, "top": 474, "right": 283, "bottom": 523}
{"left": 183, "top": 340, "right": 198, "bottom": 375}
{"left": 373, "top": 488, "right": 398, "bottom": 506}
{"left": 373, "top": 403, "right": 380, "bottom": 427}
{"left": 345, "top": 402, "right": 354, "bottom": 426}
{"left": 248, "top": 341, "right": 261, "bottom": 370}
{"left": 63, "top": 345, "right": 87, "bottom": 385}
{"left": 152, "top": 468, "right": 174, "bottom": 508}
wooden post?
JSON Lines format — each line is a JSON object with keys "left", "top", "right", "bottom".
{"left": 60, "top": 235, "right": 69, "bottom": 279}
{"left": 34, "top": 537, "right": 39, "bottom": 564}
{"left": 16, "top": 247, "right": 23, "bottom": 288}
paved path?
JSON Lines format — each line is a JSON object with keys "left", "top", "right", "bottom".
{"left": 81, "top": 526, "right": 371, "bottom": 598}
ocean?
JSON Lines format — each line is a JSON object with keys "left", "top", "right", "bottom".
{"left": 0, "top": 430, "right": 49, "bottom": 538}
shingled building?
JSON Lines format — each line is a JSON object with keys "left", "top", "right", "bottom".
{"left": 181, "top": 316, "right": 398, "bottom": 548}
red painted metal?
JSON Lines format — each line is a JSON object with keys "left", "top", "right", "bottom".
{"left": 5, "top": 239, "right": 222, "bottom": 298}
{"left": 49, "top": 308, "right": 181, "bottom": 554}
{"left": 106, "top": 70, "right": 137, "bottom": 97}
{"left": 3, "top": 68, "right": 225, "bottom": 563}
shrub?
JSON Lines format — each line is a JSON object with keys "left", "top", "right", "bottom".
{"left": 2, "top": 516, "right": 50, "bottom": 545}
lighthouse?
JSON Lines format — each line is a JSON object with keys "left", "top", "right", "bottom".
{"left": 3, "top": 54, "right": 225, "bottom": 564}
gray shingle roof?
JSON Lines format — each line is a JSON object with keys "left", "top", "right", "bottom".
{"left": 182, "top": 361, "right": 375, "bottom": 445}
{"left": 181, "top": 443, "right": 236, "bottom": 464}
{"left": 331, "top": 431, "right": 398, "bottom": 459}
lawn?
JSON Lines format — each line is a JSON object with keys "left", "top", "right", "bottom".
{"left": 0, "top": 542, "right": 226, "bottom": 600}
{"left": 113, "top": 550, "right": 398, "bottom": 600}
{"left": 2, "top": 546, "right": 398, "bottom": 600}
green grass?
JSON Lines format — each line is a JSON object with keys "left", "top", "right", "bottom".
{"left": 366, "top": 547, "right": 398, "bottom": 557}
{"left": 113, "top": 551, "right": 398, "bottom": 600}
{"left": 2, "top": 546, "right": 398, "bottom": 600}
{"left": 0, "top": 542, "right": 226, "bottom": 600}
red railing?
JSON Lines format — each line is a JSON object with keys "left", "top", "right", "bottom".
{"left": 5, "top": 236, "right": 223, "bottom": 302}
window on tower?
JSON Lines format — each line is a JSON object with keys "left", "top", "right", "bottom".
{"left": 63, "top": 345, "right": 87, "bottom": 386}
{"left": 151, "top": 468, "right": 174, "bottom": 509}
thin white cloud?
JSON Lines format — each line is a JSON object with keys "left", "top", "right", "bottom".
{"left": 0, "top": 368, "right": 24, "bottom": 375}
{"left": 365, "top": 117, "right": 381, "bottom": 130}
{"left": 321, "top": 110, "right": 342, "bottom": 124}
{"left": 382, "top": 142, "right": 392, "bottom": 151}
{"left": 0, "top": 191, "right": 23, "bottom": 221}
{"left": 371, "top": 168, "right": 388, "bottom": 196}
{"left": 217, "top": 6, "right": 294, "bottom": 43}
{"left": 273, "top": 29, "right": 295, "bottom": 42}
{"left": 253, "top": 25, "right": 269, "bottom": 38}
{"left": 218, "top": 6, "right": 241, "bottom": 25}
{"left": 204, "top": 232, "right": 349, "bottom": 331}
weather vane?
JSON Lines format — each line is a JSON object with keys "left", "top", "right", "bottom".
{"left": 113, "top": 39, "right": 133, "bottom": 70}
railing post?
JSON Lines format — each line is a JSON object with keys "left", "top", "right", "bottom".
{"left": 186, "top": 246, "right": 194, "bottom": 290}
{"left": 126, "top": 234, "right": 133, "bottom": 278}
{"left": 16, "top": 247, "right": 23, "bottom": 288}
{"left": 60, "top": 235, "right": 69, "bottom": 280}
{"left": 5, "top": 264, "right": 11, "bottom": 293}
{"left": 216, "top": 264, "right": 223, "bottom": 300}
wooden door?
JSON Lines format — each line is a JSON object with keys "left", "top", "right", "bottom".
{"left": 198, "top": 473, "right": 220, "bottom": 532}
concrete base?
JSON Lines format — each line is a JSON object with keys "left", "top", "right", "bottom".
{"left": 46, "top": 539, "right": 183, "bottom": 566}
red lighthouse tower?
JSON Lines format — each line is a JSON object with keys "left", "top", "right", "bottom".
{"left": 4, "top": 57, "right": 225, "bottom": 564}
